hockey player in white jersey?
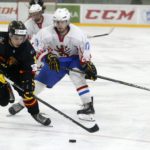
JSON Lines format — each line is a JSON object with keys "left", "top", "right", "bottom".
{"left": 25, "top": 3, "right": 53, "bottom": 39}
{"left": 9, "top": 8, "right": 97, "bottom": 121}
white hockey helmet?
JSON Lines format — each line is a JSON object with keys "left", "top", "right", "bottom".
{"left": 53, "top": 8, "right": 71, "bottom": 22}
{"left": 29, "top": 4, "right": 42, "bottom": 13}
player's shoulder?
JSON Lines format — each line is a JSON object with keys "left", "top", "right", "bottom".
{"left": 0, "top": 32, "right": 8, "bottom": 45}
{"left": 25, "top": 18, "right": 34, "bottom": 26}
{"left": 21, "top": 39, "right": 32, "bottom": 48}
{"left": 69, "top": 24, "right": 86, "bottom": 40}
{"left": 35, "top": 25, "right": 53, "bottom": 42}
{"left": 38, "top": 25, "right": 53, "bottom": 36}
{"left": 20, "top": 40, "right": 35, "bottom": 54}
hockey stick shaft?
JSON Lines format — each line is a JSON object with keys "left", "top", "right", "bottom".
{"left": 4, "top": 76, "right": 99, "bottom": 133}
{"left": 33, "top": 96, "right": 99, "bottom": 133}
{"left": 88, "top": 28, "right": 114, "bottom": 38}
{"left": 64, "top": 67, "right": 150, "bottom": 92}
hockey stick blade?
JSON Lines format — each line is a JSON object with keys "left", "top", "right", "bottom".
{"left": 88, "top": 123, "right": 99, "bottom": 133}
{"left": 88, "top": 27, "right": 114, "bottom": 38}
{"left": 35, "top": 96, "right": 99, "bottom": 133}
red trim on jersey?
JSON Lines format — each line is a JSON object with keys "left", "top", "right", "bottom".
{"left": 77, "top": 85, "right": 88, "bottom": 91}
{"left": 55, "top": 26, "right": 70, "bottom": 42}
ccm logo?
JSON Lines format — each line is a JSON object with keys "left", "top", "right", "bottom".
{"left": 86, "top": 10, "right": 135, "bottom": 20}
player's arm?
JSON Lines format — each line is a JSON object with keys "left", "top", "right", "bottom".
{"left": 21, "top": 40, "right": 37, "bottom": 74}
{"left": 24, "top": 20, "right": 34, "bottom": 40}
{"left": 31, "top": 29, "right": 49, "bottom": 62}
{"left": 31, "top": 29, "right": 60, "bottom": 71}
{"left": 18, "top": 41, "right": 37, "bottom": 98}
{"left": 0, "top": 32, "right": 10, "bottom": 71}
{"left": 78, "top": 35, "right": 97, "bottom": 81}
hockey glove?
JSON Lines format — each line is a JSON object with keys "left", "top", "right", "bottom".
{"left": 21, "top": 79, "right": 35, "bottom": 100}
{"left": 82, "top": 61, "right": 97, "bottom": 81}
{"left": 0, "top": 73, "right": 7, "bottom": 84}
{"left": 45, "top": 53, "right": 60, "bottom": 72}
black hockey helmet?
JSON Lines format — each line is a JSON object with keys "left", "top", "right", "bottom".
{"left": 8, "top": 20, "right": 27, "bottom": 37}
{"left": 29, "top": 0, "right": 44, "bottom": 6}
{"left": 29, "top": 0, "right": 46, "bottom": 11}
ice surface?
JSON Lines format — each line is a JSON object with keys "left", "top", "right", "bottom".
{"left": 0, "top": 26, "right": 150, "bottom": 150}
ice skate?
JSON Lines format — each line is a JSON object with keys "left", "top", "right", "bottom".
{"left": 31, "top": 113, "right": 51, "bottom": 126}
{"left": 8, "top": 103, "right": 24, "bottom": 115}
{"left": 77, "top": 97, "right": 95, "bottom": 121}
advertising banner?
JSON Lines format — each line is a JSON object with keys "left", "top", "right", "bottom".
{"left": 81, "top": 4, "right": 137, "bottom": 24}
{"left": 0, "top": 3, "right": 150, "bottom": 27}
{"left": 138, "top": 6, "right": 150, "bottom": 24}
{"left": 0, "top": 3, "right": 17, "bottom": 22}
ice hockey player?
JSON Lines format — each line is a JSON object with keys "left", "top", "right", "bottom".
{"left": 0, "top": 20, "right": 51, "bottom": 126}
{"left": 25, "top": 3, "right": 53, "bottom": 39}
{"left": 7, "top": 2, "right": 52, "bottom": 116}
{"left": 9, "top": 8, "right": 97, "bottom": 121}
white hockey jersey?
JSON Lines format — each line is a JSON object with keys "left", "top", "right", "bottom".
{"left": 25, "top": 13, "right": 53, "bottom": 39}
{"left": 33, "top": 23, "right": 92, "bottom": 63}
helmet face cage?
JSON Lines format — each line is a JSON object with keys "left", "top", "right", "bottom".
{"left": 53, "top": 8, "right": 71, "bottom": 24}
{"left": 8, "top": 21, "right": 27, "bottom": 37}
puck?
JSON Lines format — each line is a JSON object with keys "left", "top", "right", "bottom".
{"left": 69, "top": 139, "right": 76, "bottom": 143}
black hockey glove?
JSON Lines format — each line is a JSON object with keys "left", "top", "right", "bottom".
{"left": 82, "top": 61, "right": 97, "bottom": 81}
{"left": 21, "top": 79, "right": 35, "bottom": 99}
{"left": 45, "top": 53, "right": 60, "bottom": 72}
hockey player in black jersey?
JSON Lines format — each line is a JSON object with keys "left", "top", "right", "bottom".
{"left": 0, "top": 20, "right": 50, "bottom": 126}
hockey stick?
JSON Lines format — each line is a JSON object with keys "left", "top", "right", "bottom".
{"left": 64, "top": 67, "right": 150, "bottom": 92}
{"left": 3, "top": 76, "right": 99, "bottom": 133}
{"left": 34, "top": 96, "right": 99, "bottom": 133}
{"left": 87, "top": 28, "right": 114, "bottom": 38}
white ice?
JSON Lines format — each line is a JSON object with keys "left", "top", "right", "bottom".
{"left": 0, "top": 26, "right": 150, "bottom": 150}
